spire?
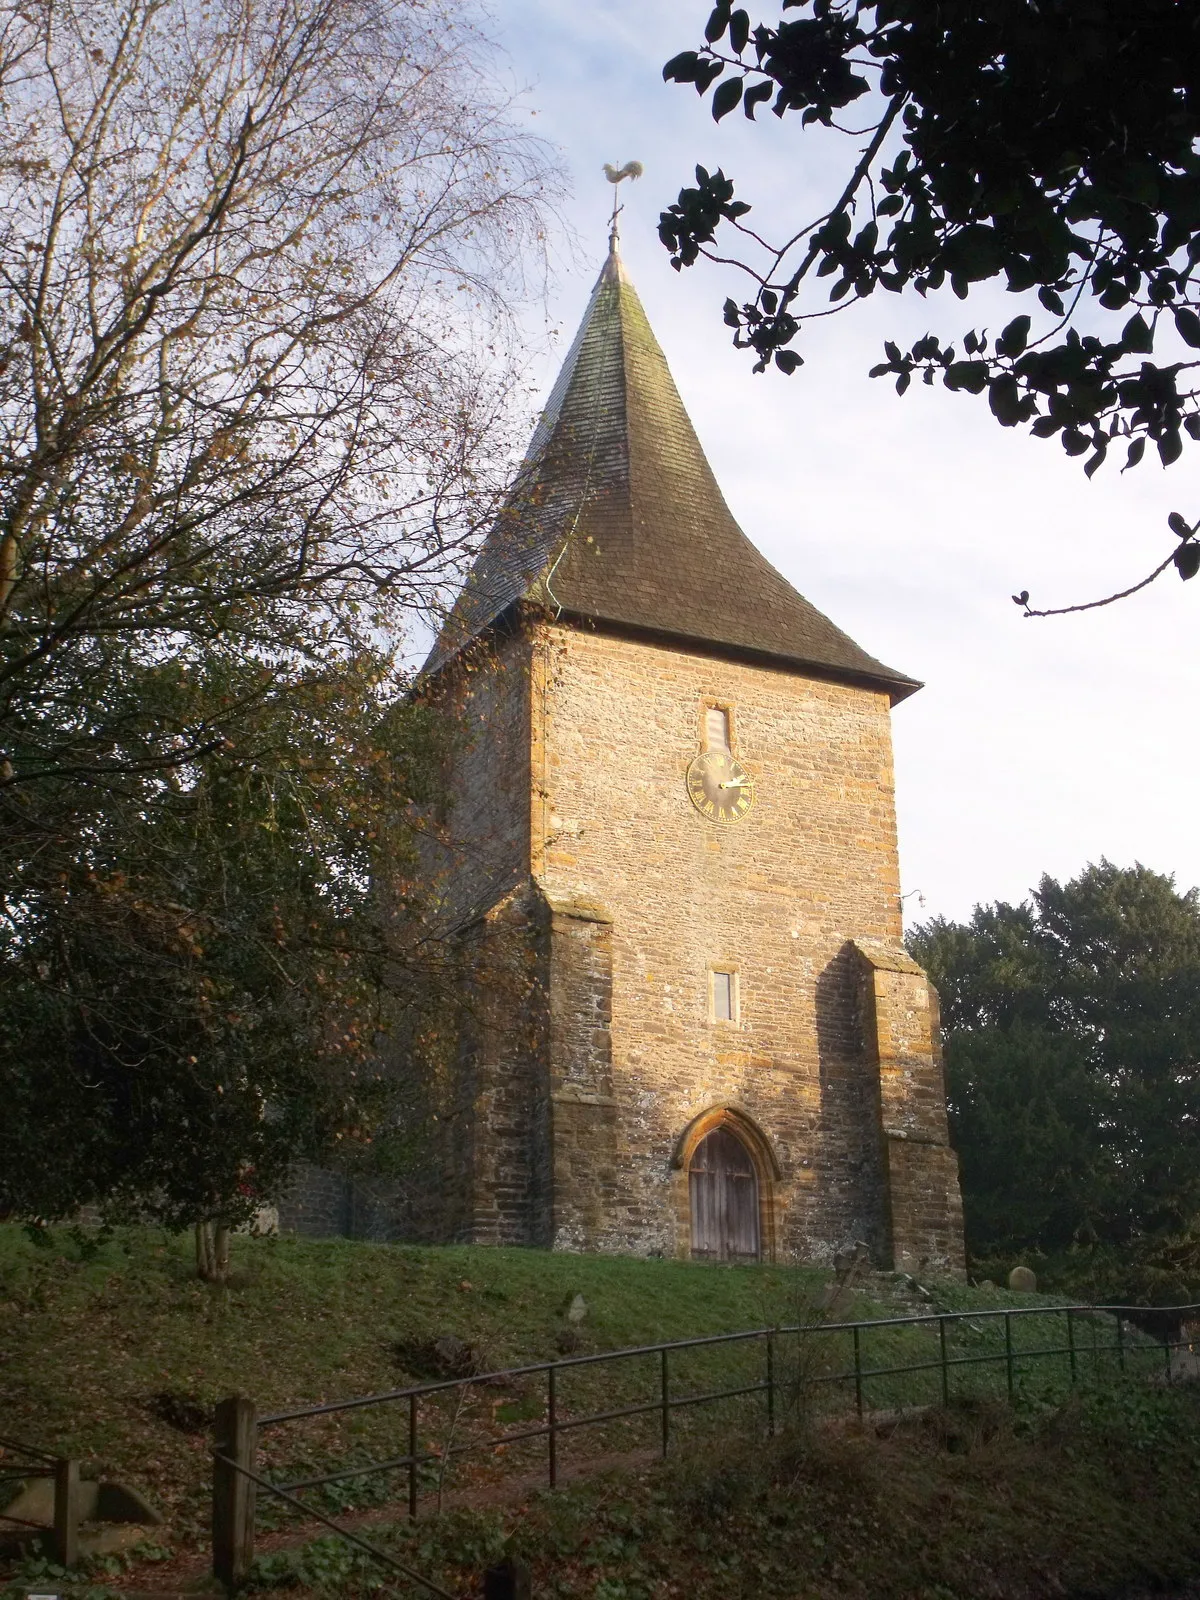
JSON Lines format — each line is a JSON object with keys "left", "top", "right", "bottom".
{"left": 423, "top": 235, "right": 918, "bottom": 703}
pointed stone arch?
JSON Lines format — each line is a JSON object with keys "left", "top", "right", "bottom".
{"left": 671, "top": 1106, "right": 780, "bottom": 1262}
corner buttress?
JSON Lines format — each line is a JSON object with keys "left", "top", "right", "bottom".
{"left": 852, "top": 939, "right": 966, "bottom": 1278}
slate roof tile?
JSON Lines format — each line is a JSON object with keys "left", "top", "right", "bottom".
{"left": 423, "top": 246, "right": 919, "bottom": 702}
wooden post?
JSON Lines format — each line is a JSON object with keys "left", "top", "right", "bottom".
{"left": 1004, "top": 1314, "right": 1014, "bottom": 1401}
{"left": 765, "top": 1336, "right": 775, "bottom": 1436}
{"left": 659, "top": 1348, "right": 669, "bottom": 1458}
{"left": 52, "top": 1458, "right": 80, "bottom": 1567}
{"left": 408, "top": 1392, "right": 419, "bottom": 1520}
{"left": 484, "top": 1557, "right": 532, "bottom": 1599}
{"left": 547, "top": 1365, "right": 557, "bottom": 1490}
{"left": 1067, "top": 1308, "right": 1077, "bottom": 1384}
{"left": 213, "top": 1395, "right": 257, "bottom": 1590}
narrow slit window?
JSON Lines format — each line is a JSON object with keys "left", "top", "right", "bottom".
{"left": 706, "top": 707, "right": 730, "bottom": 751}
{"left": 711, "top": 969, "right": 736, "bottom": 1023}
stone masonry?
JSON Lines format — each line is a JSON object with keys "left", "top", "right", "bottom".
{"left": 410, "top": 614, "right": 964, "bottom": 1272}
{"left": 366, "top": 234, "right": 965, "bottom": 1273}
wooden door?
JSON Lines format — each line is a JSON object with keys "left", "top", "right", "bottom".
{"left": 689, "top": 1126, "right": 760, "bottom": 1261}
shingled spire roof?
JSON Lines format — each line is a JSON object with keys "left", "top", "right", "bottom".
{"left": 423, "top": 241, "right": 919, "bottom": 702}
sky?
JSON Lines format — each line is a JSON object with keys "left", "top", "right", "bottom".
{"left": 485, "top": 0, "right": 1200, "bottom": 926}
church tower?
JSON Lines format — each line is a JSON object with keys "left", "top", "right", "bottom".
{"left": 413, "top": 235, "right": 964, "bottom": 1274}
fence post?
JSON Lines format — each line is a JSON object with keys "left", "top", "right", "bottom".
{"left": 938, "top": 1318, "right": 949, "bottom": 1406}
{"left": 547, "top": 1365, "right": 557, "bottom": 1489}
{"left": 408, "top": 1392, "right": 419, "bottom": 1521}
{"left": 52, "top": 1458, "right": 80, "bottom": 1568}
{"left": 1116, "top": 1316, "right": 1126, "bottom": 1373}
{"left": 484, "top": 1556, "right": 532, "bottom": 1599}
{"left": 213, "top": 1395, "right": 257, "bottom": 1590}
{"left": 1004, "top": 1314, "right": 1014, "bottom": 1402}
{"left": 1067, "top": 1309, "right": 1077, "bottom": 1385}
{"left": 853, "top": 1324, "right": 863, "bottom": 1421}
{"left": 766, "top": 1336, "right": 775, "bottom": 1437}
{"left": 660, "top": 1349, "right": 669, "bottom": 1458}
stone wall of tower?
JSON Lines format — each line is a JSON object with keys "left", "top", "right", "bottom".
{"left": 359, "top": 610, "right": 962, "bottom": 1273}
{"left": 528, "top": 618, "right": 961, "bottom": 1268}
{"left": 374, "top": 628, "right": 544, "bottom": 1246}
{"left": 422, "top": 626, "right": 534, "bottom": 925}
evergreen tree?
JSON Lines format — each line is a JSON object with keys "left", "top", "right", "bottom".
{"left": 910, "top": 862, "right": 1200, "bottom": 1258}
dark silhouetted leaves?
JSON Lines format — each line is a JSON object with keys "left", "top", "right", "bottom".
{"left": 743, "top": 79, "right": 773, "bottom": 117}
{"left": 996, "top": 316, "right": 1031, "bottom": 359}
{"left": 946, "top": 360, "right": 988, "bottom": 394}
{"left": 663, "top": 50, "right": 702, "bottom": 83}
{"left": 1122, "top": 313, "right": 1154, "bottom": 354}
{"left": 1159, "top": 429, "right": 1183, "bottom": 466}
{"left": 712, "top": 76, "right": 743, "bottom": 120}
{"left": 659, "top": 166, "right": 749, "bottom": 268}
{"left": 1038, "top": 286, "right": 1065, "bottom": 316}
{"left": 989, "top": 375, "right": 1024, "bottom": 426}
{"left": 660, "top": 0, "right": 1200, "bottom": 575}
{"left": 705, "top": 3, "right": 732, "bottom": 44}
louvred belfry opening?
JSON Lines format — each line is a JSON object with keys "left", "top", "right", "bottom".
{"left": 689, "top": 1125, "right": 760, "bottom": 1262}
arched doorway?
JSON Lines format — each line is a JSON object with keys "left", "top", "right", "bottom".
{"left": 689, "top": 1124, "right": 760, "bottom": 1261}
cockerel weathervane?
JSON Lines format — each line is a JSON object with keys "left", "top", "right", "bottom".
{"left": 603, "top": 160, "right": 643, "bottom": 251}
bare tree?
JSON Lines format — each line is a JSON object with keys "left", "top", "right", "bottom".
{"left": 0, "top": 0, "right": 560, "bottom": 1268}
{"left": 0, "top": 0, "right": 556, "bottom": 796}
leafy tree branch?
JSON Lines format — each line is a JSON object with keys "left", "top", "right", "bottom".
{"left": 662, "top": 0, "right": 1200, "bottom": 609}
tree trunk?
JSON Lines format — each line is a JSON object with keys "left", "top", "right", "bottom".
{"left": 195, "top": 1219, "right": 232, "bottom": 1282}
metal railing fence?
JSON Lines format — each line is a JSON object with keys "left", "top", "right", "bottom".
{"left": 210, "top": 1299, "right": 1199, "bottom": 1590}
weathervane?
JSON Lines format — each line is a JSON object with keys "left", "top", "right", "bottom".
{"left": 603, "top": 160, "right": 643, "bottom": 251}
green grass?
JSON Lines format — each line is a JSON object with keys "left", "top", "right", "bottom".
{"left": 0, "top": 1223, "right": 1166, "bottom": 1592}
{"left": 0, "top": 1225, "right": 830, "bottom": 1540}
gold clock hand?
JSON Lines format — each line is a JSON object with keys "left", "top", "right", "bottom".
{"left": 719, "top": 778, "right": 755, "bottom": 789}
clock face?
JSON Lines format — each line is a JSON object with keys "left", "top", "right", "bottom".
{"left": 686, "top": 749, "right": 755, "bottom": 824}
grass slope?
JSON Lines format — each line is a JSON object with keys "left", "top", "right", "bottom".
{"left": 0, "top": 1225, "right": 842, "bottom": 1539}
{"left": 0, "top": 1225, "right": 1185, "bottom": 1600}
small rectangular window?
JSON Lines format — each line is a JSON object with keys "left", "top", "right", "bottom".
{"left": 711, "top": 969, "right": 737, "bottom": 1023}
{"left": 706, "top": 707, "right": 730, "bottom": 751}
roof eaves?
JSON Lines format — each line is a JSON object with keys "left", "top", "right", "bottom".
{"left": 548, "top": 609, "right": 923, "bottom": 703}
